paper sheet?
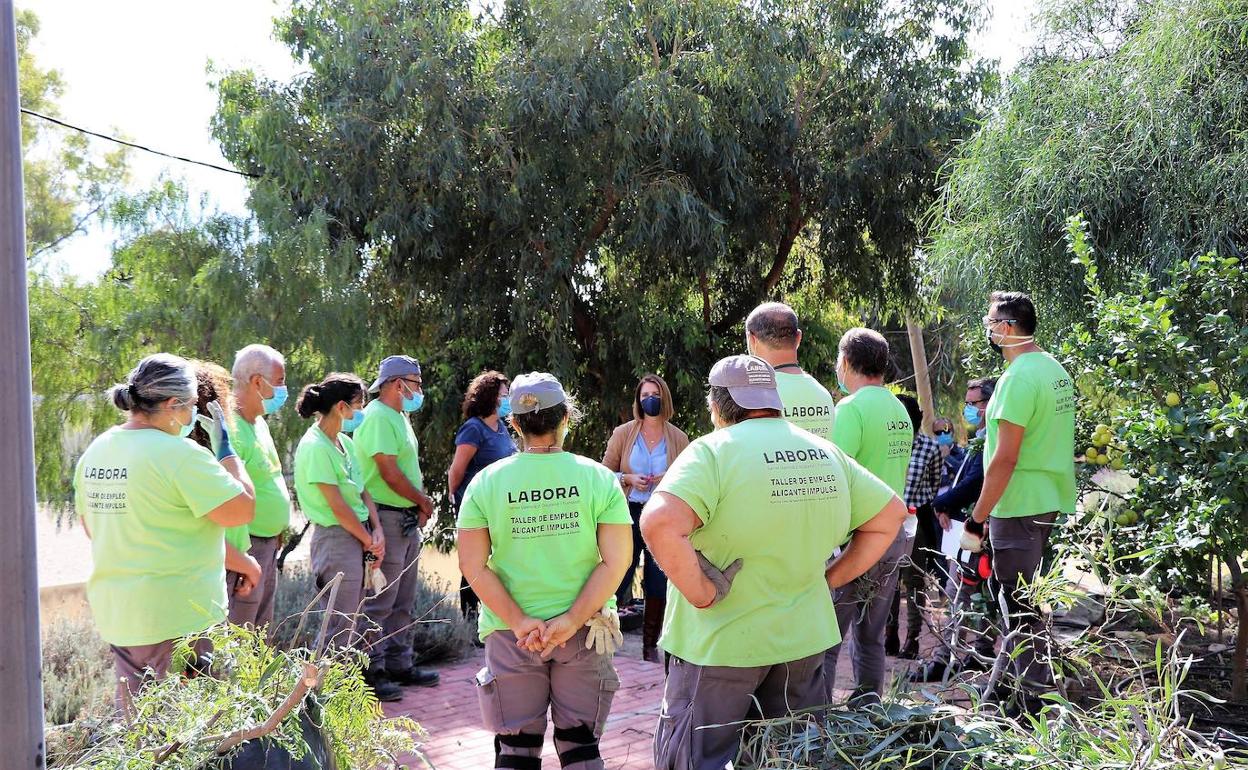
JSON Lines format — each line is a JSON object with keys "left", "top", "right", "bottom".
{"left": 940, "top": 520, "right": 965, "bottom": 561}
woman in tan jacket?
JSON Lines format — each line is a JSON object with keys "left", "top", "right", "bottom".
{"left": 602, "top": 373, "right": 690, "bottom": 661}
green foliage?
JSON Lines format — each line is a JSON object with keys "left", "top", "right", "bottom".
{"left": 212, "top": 0, "right": 994, "bottom": 546}
{"left": 52, "top": 623, "right": 421, "bottom": 770}
{"left": 41, "top": 616, "right": 113, "bottom": 726}
{"left": 930, "top": 0, "right": 1248, "bottom": 328}
{"left": 1061, "top": 214, "right": 1248, "bottom": 591}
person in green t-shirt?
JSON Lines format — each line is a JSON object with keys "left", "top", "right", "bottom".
{"left": 641, "top": 355, "right": 906, "bottom": 770}
{"left": 354, "top": 355, "right": 440, "bottom": 689}
{"left": 826, "top": 327, "right": 915, "bottom": 704}
{"left": 965, "top": 291, "right": 1076, "bottom": 709}
{"left": 292, "top": 372, "right": 398, "bottom": 702}
{"left": 225, "top": 344, "right": 293, "bottom": 628}
{"left": 745, "top": 301, "right": 836, "bottom": 439}
{"left": 75, "top": 354, "right": 254, "bottom": 711}
{"left": 457, "top": 372, "right": 633, "bottom": 770}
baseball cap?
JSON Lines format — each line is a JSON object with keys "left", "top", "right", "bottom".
{"left": 709, "top": 354, "right": 784, "bottom": 410}
{"left": 509, "top": 372, "right": 567, "bottom": 414}
{"left": 369, "top": 355, "right": 421, "bottom": 393}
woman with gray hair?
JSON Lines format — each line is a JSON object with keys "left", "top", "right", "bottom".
{"left": 74, "top": 353, "right": 255, "bottom": 710}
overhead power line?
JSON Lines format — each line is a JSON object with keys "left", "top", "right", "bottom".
{"left": 20, "top": 108, "right": 260, "bottom": 179}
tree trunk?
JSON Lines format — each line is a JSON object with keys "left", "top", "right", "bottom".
{"left": 1228, "top": 555, "right": 1246, "bottom": 701}
{"left": 905, "top": 317, "right": 934, "bottom": 433}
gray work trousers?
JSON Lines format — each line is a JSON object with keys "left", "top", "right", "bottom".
{"left": 309, "top": 523, "right": 366, "bottom": 650}
{"left": 227, "top": 534, "right": 280, "bottom": 628}
{"left": 933, "top": 551, "right": 997, "bottom": 664}
{"left": 654, "top": 651, "right": 824, "bottom": 770}
{"left": 476, "top": 628, "right": 619, "bottom": 770}
{"left": 362, "top": 507, "right": 423, "bottom": 674}
{"left": 109, "top": 636, "right": 212, "bottom": 713}
{"left": 824, "top": 530, "right": 913, "bottom": 703}
{"left": 989, "top": 513, "right": 1057, "bottom": 689}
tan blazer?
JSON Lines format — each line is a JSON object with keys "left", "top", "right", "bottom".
{"left": 601, "top": 419, "right": 691, "bottom": 497}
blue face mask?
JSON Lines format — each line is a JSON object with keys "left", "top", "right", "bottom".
{"left": 341, "top": 408, "right": 365, "bottom": 433}
{"left": 402, "top": 391, "right": 425, "bottom": 413}
{"left": 935, "top": 432, "right": 954, "bottom": 447}
{"left": 262, "top": 381, "right": 288, "bottom": 415}
{"left": 640, "top": 395, "right": 662, "bottom": 417}
{"left": 963, "top": 404, "right": 981, "bottom": 426}
{"left": 498, "top": 398, "right": 512, "bottom": 418}
{"left": 177, "top": 404, "right": 198, "bottom": 438}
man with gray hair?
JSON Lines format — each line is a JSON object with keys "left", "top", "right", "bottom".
{"left": 228, "top": 343, "right": 292, "bottom": 627}
{"left": 642, "top": 354, "right": 906, "bottom": 770}
{"left": 745, "top": 301, "right": 836, "bottom": 439}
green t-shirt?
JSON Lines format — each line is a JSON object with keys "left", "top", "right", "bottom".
{"left": 456, "top": 452, "right": 631, "bottom": 641}
{"left": 985, "top": 351, "right": 1077, "bottom": 518}
{"left": 655, "top": 418, "right": 897, "bottom": 667}
{"left": 353, "top": 400, "right": 423, "bottom": 508}
{"left": 775, "top": 370, "right": 836, "bottom": 440}
{"left": 294, "top": 425, "right": 368, "bottom": 527}
{"left": 74, "top": 427, "right": 244, "bottom": 646}
{"left": 831, "top": 386, "right": 913, "bottom": 497}
{"left": 227, "top": 414, "right": 291, "bottom": 540}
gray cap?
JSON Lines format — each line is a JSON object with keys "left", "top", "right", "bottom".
{"left": 509, "top": 372, "right": 567, "bottom": 415}
{"left": 369, "top": 355, "right": 421, "bottom": 393}
{"left": 709, "top": 354, "right": 784, "bottom": 410}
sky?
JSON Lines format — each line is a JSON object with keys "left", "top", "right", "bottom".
{"left": 28, "top": 0, "right": 1037, "bottom": 279}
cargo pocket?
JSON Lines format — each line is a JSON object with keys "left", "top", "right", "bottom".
{"left": 592, "top": 671, "right": 621, "bottom": 736}
{"left": 652, "top": 660, "right": 699, "bottom": 770}
{"left": 474, "top": 666, "right": 505, "bottom": 732}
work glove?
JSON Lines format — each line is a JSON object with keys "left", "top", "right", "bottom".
{"left": 363, "top": 551, "right": 388, "bottom": 594}
{"left": 583, "top": 604, "right": 624, "bottom": 656}
{"left": 961, "top": 517, "right": 986, "bottom": 553}
{"left": 696, "top": 551, "right": 744, "bottom": 608}
{"left": 195, "top": 400, "right": 235, "bottom": 460}
{"left": 400, "top": 509, "right": 422, "bottom": 537}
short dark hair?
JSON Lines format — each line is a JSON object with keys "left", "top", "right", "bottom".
{"left": 968, "top": 377, "right": 997, "bottom": 402}
{"left": 896, "top": 393, "right": 922, "bottom": 437}
{"left": 745, "top": 302, "right": 799, "bottom": 348}
{"left": 296, "top": 373, "right": 366, "bottom": 418}
{"left": 512, "top": 396, "right": 583, "bottom": 441}
{"left": 838, "top": 327, "right": 891, "bottom": 379}
{"left": 989, "top": 291, "right": 1037, "bottom": 335}
{"left": 461, "top": 370, "right": 510, "bottom": 420}
{"left": 708, "top": 385, "right": 781, "bottom": 425}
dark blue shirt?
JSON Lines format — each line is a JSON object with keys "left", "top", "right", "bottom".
{"left": 453, "top": 416, "right": 518, "bottom": 502}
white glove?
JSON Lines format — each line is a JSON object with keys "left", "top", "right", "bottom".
{"left": 959, "top": 531, "right": 984, "bottom": 553}
{"left": 369, "top": 566, "right": 388, "bottom": 595}
{"left": 583, "top": 605, "right": 624, "bottom": 656}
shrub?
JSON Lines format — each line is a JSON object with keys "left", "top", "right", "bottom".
{"left": 41, "top": 616, "right": 114, "bottom": 726}
{"left": 269, "top": 562, "right": 475, "bottom": 663}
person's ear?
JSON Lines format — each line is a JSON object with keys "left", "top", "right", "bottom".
{"left": 795, "top": 328, "right": 803, "bottom": 349}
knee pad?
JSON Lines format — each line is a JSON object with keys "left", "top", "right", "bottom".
{"left": 494, "top": 733, "right": 543, "bottom": 770}
{"left": 553, "top": 723, "right": 600, "bottom": 767}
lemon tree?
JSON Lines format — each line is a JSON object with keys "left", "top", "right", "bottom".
{"left": 1062, "top": 214, "right": 1248, "bottom": 698}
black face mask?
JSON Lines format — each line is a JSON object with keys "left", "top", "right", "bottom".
{"left": 986, "top": 327, "right": 1003, "bottom": 356}
{"left": 640, "top": 395, "right": 662, "bottom": 417}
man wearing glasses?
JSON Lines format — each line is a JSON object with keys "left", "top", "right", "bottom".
{"left": 964, "top": 291, "right": 1076, "bottom": 712}
{"left": 355, "top": 355, "right": 442, "bottom": 690}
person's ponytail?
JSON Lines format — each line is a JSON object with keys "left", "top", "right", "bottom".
{"left": 295, "top": 373, "right": 365, "bottom": 419}
{"left": 296, "top": 384, "right": 324, "bottom": 418}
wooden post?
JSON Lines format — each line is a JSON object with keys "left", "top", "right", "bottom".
{"left": 906, "top": 317, "right": 935, "bottom": 433}
{"left": 0, "top": 0, "right": 46, "bottom": 763}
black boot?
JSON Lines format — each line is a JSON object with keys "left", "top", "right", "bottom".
{"left": 363, "top": 669, "right": 403, "bottom": 702}
{"left": 387, "top": 665, "right": 441, "bottom": 687}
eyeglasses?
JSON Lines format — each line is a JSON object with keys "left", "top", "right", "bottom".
{"left": 933, "top": 429, "right": 951, "bottom": 436}
{"left": 982, "top": 315, "right": 1017, "bottom": 328}
{"left": 965, "top": 398, "right": 988, "bottom": 406}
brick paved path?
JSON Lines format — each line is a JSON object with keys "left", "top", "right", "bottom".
{"left": 384, "top": 627, "right": 933, "bottom": 769}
